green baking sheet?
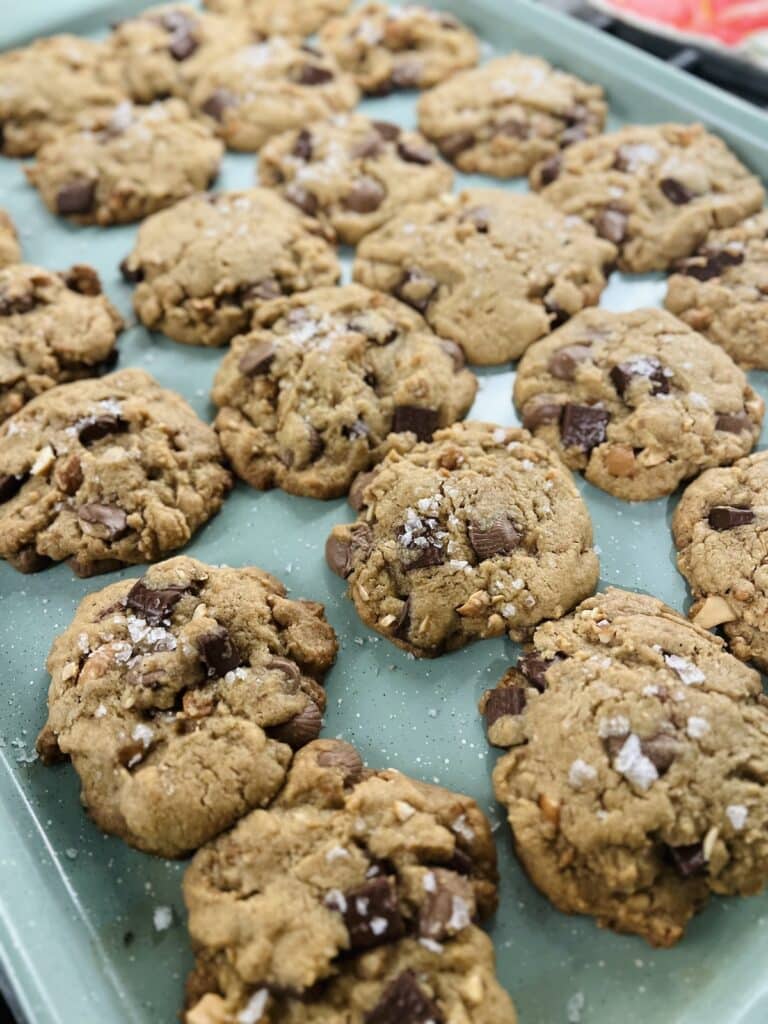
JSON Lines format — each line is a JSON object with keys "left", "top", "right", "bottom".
{"left": 1, "top": 1, "right": 767, "bottom": 1022}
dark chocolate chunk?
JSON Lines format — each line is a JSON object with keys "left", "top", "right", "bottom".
{"left": 372, "top": 121, "right": 401, "bottom": 141}
{"left": 418, "top": 871, "right": 472, "bottom": 940}
{"left": 0, "top": 472, "right": 28, "bottom": 504}
{"left": 666, "top": 842, "right": 707, "bottom": 878}
{"left": 544, "top": 298, "right": 569, "bottom": 328}
{"left": 438, "top": 338, "right": 465, "bottom": 371}
{"left": 518, "top": 652, "right": 559, "bottom": 692}
{"left": 660, "top": 177, "right": 696, "bottom": 205}
{"left": 548, "top": 344, "right": 591, "bottom": 380}
{"left": 201, "top": 89, "right": 236, "bottom": 121}
{"left": 238, "top": 340, "right": 275, "bottom": 377}
{"left": 443, "top": 846, "right": 473, "bottom": 875}
{"left": 460, "top": 205, "right": 490, "bottom": 233}
{"left": 537, "top": 154, "right": 561, "bottom": 186}
{"left": 285, "top": 183, "right": 319, "bottom": 217}
{"left": 351, "top": 133, "right": 385, "bottom": 159}
{"left": 394, "top": 269, "right": 437, "bottom": 313}
{"left": 521, "top": 397, "right": 561, "bottom": 430}
{"left": 295, "top": 64, "right": 333, "bottom": 85}
{"left": 197, "top": 625, "right": 242, "bottom": 677}
{"left": 641, "top": 733, "right": 679, "bottom": 776}
{"left": 405, "top": 544, "right": 445, "bottom": 571}
{"left": 325, "top": 524, "right": 372, "bottom": 578}
{"left": 77, "top": 413, "right": 127, "bottom": 446}
{"left": 676, "top": 247, "right": 744, "bottom": 281}
{"left": 125, "top": 578, "right": 189, "bottom": 624}
{"left": 269, "top": 701, "right": 322, "bottom": 749}
{"left": 168, "top": 28, "right": 198, "bottom": 60}
{"left": 393, "top": 596, "right": 411, "bottom": 638}
{"left": 266, "top": 656, "right": 301, "bottom": 686}
{"left": 56, "top": 180, "right": 96, "bottom": 216}
{"left": 333, "top": 877, "right": 405, "bottom": 951}
{"left": 595, "top": 207, "right": 628, "bottom": 244}
{"left": 497, "top": 118, "right": 528, "bottom": 139}
{"left": 77, "top": 502, "right": 128, "bottom": 538}
{"left": 391, "top": 405, "right": 438, "bottom": 442}
{"left": 61, "top": 264, "right": 102, "bottom": 296}
{"left": 243, "top": 278, "right": 282, "bottom": 302}
{"left": 396, "top": 139, "right": 433, "bottom": 165}
{"left": 708, "top": 505, "right": 755, "bottom": 531}
{"left": 468, "top": 516, "right": 520, "bottom": 560}
{"left": 715, "top": 411, "right": 752, "bottom": 434}
{"left": 560, "top": 403, "right": 609, "bottom": 451}
{"left": 292, "top": 128, "right": 313, "bottom": 160}
{"left": 610, "top": 356, "right": 670, "bottom": 399}
{"left": 485, "top": 685, "right": 526, "bottom": 726}
{"left": 0, "top": 287, "right": 37, "bottom": 316}
{"left": 316, "top": 744, "right": 364, "bottom": 787}
{"left": 120, "top": 258, "right": 143, "bottom": 283}
{"left": 560, "top": 122, "right": 589, "bottom": 146}
{"left": 365, "top": 970, "right": 443, "bottom": 1024}
{"left": 344, "top": 177, "right": 385, "bottom": 213}
{"left": 348, "top": 469, "right": 377, "bottom": 511}
{"left": 438, "top": 130, "right": 475, "bottom": 159}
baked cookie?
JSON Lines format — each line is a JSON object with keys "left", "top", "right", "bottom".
{"left": 0, "top": 369, "right": 231, "bottom": 576}
{"left": 120, "top": 188, "right": 340, "bottom": 347}
{"left": 212, "top": 285, "right": 476, "bottom": 499}
{"left": 418, "top": 54, "right": 606, "bottom": 178}
{"left": 190, "top": 38, "right": 358, "bottom": 152}
{"left": 514, "top": 307, "right": 763, "bottom": 501}
{"left": 202, "top": 0, "right": 351, "bottom": 37}
{"left": 106, "top": 5, "right": 251, "bottom": 103}
{"left": 184, "top": 738, "right": 498, "bottom": 999}
{"left": 325, "top": 421, "right": 598, "bottom": 657}
{"left": 665, "top": 210, "right": 768, "bottom": 369}
{"left": 0, "top": 210, "right": 21, "bottom": 268}
{"left": 319, "top": 3, "right": 479, "bottom": 95}
{"left": 0, "top": 263, "right": 122, "bottom": 423}
{"left": 353, "top": 189, "right": 616, "bottom": 365}
{"left": 673, "top": 451, "right": 768, "bottom": 671}
{"left": 530, "top": 123, "right": 765, "bottom": 273}
{"left": 258, "top": 115, "right": 453, "bottom": 245}
{"left": 26, "top": 100, "right": 223, "bottom": 225}
{"left": 36, "top": 557, "right": 337, "bottom": 857}
{"left": 483, "top": 587, "right": 768, "bottom": 947}
{"left": 0, "top": 35, "right": 123, "bottom": 157}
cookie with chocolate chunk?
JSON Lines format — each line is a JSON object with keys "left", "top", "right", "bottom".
{"left": 665, "top": 210, "right": 768, "bottom": 369}
{"left": 0, "top": 263, "right": 122, "bottom": 423}
{"left": 212, "top": 284, "right": 477, "bottom": 498}
{"left": 0, "top": 369, "right": 231, "bottom": 575}
{"left": 258, "top": 114, "right": 452, "bottom": 244}
{"left": 530, "top": 123, "right": 764, "bottom": 273}
{"left": 514, "top": 307, "right": 763, "bottom": 501}
{"left": 325, "top": 421, "right": 598, "bottom": 657}
{"left": 37, "top": 557, "right": 337, "bottom": 857}
{"left": 484, "top": 587, "right": 768, "bottom": 947}
{"left": 319, "top": 2, "right": 479, "bottom": 95}
{"left": 26, "top": 100, "right": 223, "bottom": 225}
{"left": 120, "top": 188, "right": 340, "bottom": 347}
{"left": 202, "top": 0, "right": 351, "bottom": 37}
{"left": 353, "top": 189, "right": 616, "bottom": 365}
{"left": 418, "top": 54, "right": 606, "bottom": 178}
{"left": 0, "top": 210, "right": 20, "bottom": 268}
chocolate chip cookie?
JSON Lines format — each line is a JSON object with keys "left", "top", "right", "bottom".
{"left": 106, "top": 5, "right": 251, "bottom": 103}
{"left": 0, "top": 263, "right": 122, "bottom": 423}
{"left": 258, "top": 114, "right": 453, "bottom": 245}
{"left": 37, "top": 557, "right": 337, "bottom": 857}
{"left": 212, "top": 285, "right": 477, "bottom": 499}
{"left": 190, "top": 38, "right": 359, "bottom": 152}
{"left": 326, "top": 421, "right": 598, "bottom": 657}
{"left": 514, "top": 307, "right": 763, "bottom": 501}
{"left": 0, "top": 35, "right": 124, "bottom": 157}
{"left": 120, "top": 188, "right": 340, "bottom": 347}
{"left": 319, "top": 3, "right": 479, "bottom": 95}
{"left": 530, "top": 123, "right": 765, "bottom": 273}
{"left": 483, "top": 587, "right": 768, "bottom": 947}
{"left": 0, "top": 210, "right": 20, "bottom": 268}
{"left": 0, "top": 369, "right": 231, "bottom": 576}
{"left": 26, "top": 100, "right": 223, "bottom": 225}
{"left": 353, "top": 189, "right": 616, "bottom": 365}
{"left": 202, "top": 0, "right": 351, "bottom": 37}
{"left": 418, "top": 54, "right": 606, "bottom": 178}
{"left": 665, "top": 210, "right": 768, "bottom": 369}
{"left": 673, "top": 451, "right": 768, "bottom": 671}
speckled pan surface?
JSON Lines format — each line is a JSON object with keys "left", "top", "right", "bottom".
{"left": 0, "top": 2, "right": 767, "bottom": 1023}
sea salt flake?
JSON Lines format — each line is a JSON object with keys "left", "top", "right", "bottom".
{"left": 132, "top": 723, "right": 154, "bottom": 748}
{"left": 325, "top": 846, "right": 349, "bottom": 862}
{"left": 447, "top": 896, "right": 471, "bottom": 931}
{"left": 664, "top": 653, "right": 705, "bottom": 685}
{"left": 369, "top": 916, "right": 388, "bottom": 936}
{"left": 237, "top": 989, "right": 268, "bottom": 1024}
{"left": 726, "top": 804, "right": 748, "bottom": 830}
{"left": 451, "top": 814, "right": 474, "bottom": 841}
{"left": 614, "top": 733, "right": 658, "bottom": 791}
{"left": 568, "top": 759, "right": 597, "bottom": 789}
{"left": 597, "top": 714, "right": 630, "bottom": 739}
{"left": 419, "top": 937, "right": 443, "bottom": 954}
{"left": 686, "top": 716, "right": 710, "bottom": 739}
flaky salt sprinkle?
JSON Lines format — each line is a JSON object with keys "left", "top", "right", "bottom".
{"left": 419, "top": 937, "right": 444, "bottom": 954}
{"left": 325, "top": 845, "right": 349, "bottom": 862}
{"left": 237, "top": 989, "right": 268, "bottom": 1024}
{"left": 726, "top": 805, "right": 748, "bottom": 830}
{"left": 664, "top": 653, "right": 705, "bottom": 685}
{"left": 568, "top": 759, "right": 597, "bottom": 789}
{"left": 451, "top": 814, "right": 474, "bottom": 841}
{"left": 597, "top": 714, "right": 630, "bottom": 739}
{"left": 614, "top": 733, "right": 658, "bottom": 791}
{"left": 686, "top": 716, "right": 710, "bottom": 739}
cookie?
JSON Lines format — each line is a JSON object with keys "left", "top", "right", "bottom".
{"left": 106, "top": 5, "right": 251, "bottom": 103}
{"left": 673, "top": 451, "right": 768, "bottom": 671}
{"left": 0, "top": 210, "right": 21, "bottom": 268}
{"left": 26, "top": 100, "right": 223, "bottom": 226}
{"left": 212, "top": 284, "right": 477, "bottom": 499}
{"left": 190, "top": 38, "right": 359, "bottom": 152}
{"left": 0, "top": 35, "right": 124, "bottom": 157}
{"left": 418, "top": 54, "right": 606, "bottom": 178}
{"left": 202, "top": 0, "right": 351, "bottom": 37}
{"left": 319, "top": 3, "right": 479, "bottom": 95}
{"left": 665, "top": 210, "right": 768, "bottom": 369}
{"left": 353, "top": 189, "right": 616, "bottom": 365}
{"left": 513, "top": 307, "right": 763, "bottom": 501}
{"left": 184, "top": 738, "right": 498, "bottom": 999}
{"left": 530, "top": 123, "right": 765, "bottom": 273}
{"left": 36, "top": 557, "right": 337, "bottom": 857}
{"left": 120, "top": 188, "right": 340, "bottom": 347}
{"left": 0, "top": 263, "right": 122, "bottom": 423}
{"left": 325, "top": 421, "right": 598, "bottom": 657}
{"left": 258, "top": 114, "right": 453, "bottom": 245}
{"left": 483, "top": 587, "right": 768, "bottom": 947}
{"left": 0, "top": 369, "right": 231, "bottom": 576}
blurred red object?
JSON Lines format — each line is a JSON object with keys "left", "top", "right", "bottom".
{"left": 599, "top": 0, "right": 768, "bottom": 45}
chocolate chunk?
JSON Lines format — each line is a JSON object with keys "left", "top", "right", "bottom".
{"left": 405, "top": 544, "right": 445, "bottom": 571}
{"left": 394, "top": 269, "right": 437, "bottom": 313}
{"left": 197, "top": 625, "right": 242, "bottom": 677}
{"left": 344, "top": 177, "right": 385, "bottom": 214}
{"left": 497, "top": 118, "right": 529, "bottom": 139}
{"left": 243, "top": 278, "right": 282, "bottom": 302}
{"left": 14, "top": 546, "right": 53, "bottom": 573}
{"left": 372, "top": 121, "right": 401, "bottom": 141}
{"left": 342, "top": 418, "right": 370, "bottom": 440}
{"left": 316, "top": 743, "right": 364, "bottom": 787}
{"left": 0, "top": 287, "right": 37, "bottom": 316}
{"left": 521, "top": 397, "right": 561, "bottom": 430}
{"left": 548, "top": 344, "right": 592, "bottom": 380}
{"left": 641, "top": 733, "right": 679, "bottom": 776}
{"left": 78, "top": 413, "right": 127, "bottom": 446}
{"left": 285, "top": 183, "right": 319, "bottom": 217}
{"left": 460, "top": 205, "right": 490, "bottom": 233}
{"left": 438, "top": 338, "right": 465, "bottom": 371}
{"left": 168, "top": 29, "right": 198, "bottom": 61}
{"left": 443, "top": 846, "right": 473, "bottom": 875}
{"left": 77, "top": 502, "right": 128, "bottom": 539}
{"left": 292, "top": 128, "right": 313, "bottom": 161}
{"left": 125, "top": 578, "right": 189, "bottom": 624}
{"left": 365, "top": 971, "right": 443, "bottom": 1024}
{"left": 560, "top": 122, "right": 589, "bottom": 146}
{"left": 708, "top": 505, "right": 755, "bottom": 531}
{"left": 307, "top": 423, "right": 324, "bottom": 462}
{"left": 666, "top": 842, "right": 707, "bottom": 878}
{"left": 518, "top": 652, "right": 560, "bottom": 692}
{"left": 334, "top": 877, "right": 405, "bottom": 951}
{"left": 544, "top": 299, "right": 569, "bottom": 328}
{"left": 419, "top": 871, "right": 473, "bottom": 940}
{"left": 560, "top": 403, "right": 609, "bottom": 451}
{"left": 677, "top": 248, "right": 744, "bottom": 281}
{"left": 296, "top": 64, "right": 333, "bottom": 85}
{"left": 61, "top": 264, "right": 102, "bottom": 296}
{"left": 393, "top": 596, "right": 411, "bottom": 638}
{"left": 267, "top": 656, "right": 301, "bottom": 686}
{"left": 0, "top": 473, "right": 27, "bottom": 503}
{"left": 349, "top": 469, "right": 377, "bottom": 511}
{"left": 269, "top": 701, "right": 322, "bottom": 749}
{"left": 595, "top": 207, "right": 628, "bottom": 244}
{"left": 238, "top": 340, "right": 275, "bottom": 377}
{"left": 55, "top": 453, "right": 83, "bottom": 494}
{"left": 119, "top": 258, "right": 143, "bottom": 283}
{"left": 396, "top": 139, "right": 433, "bottom": 165}
{"left": 610, "top": 356, "right": 670, "bottom": 399}
{"left": 660, "top": 178, "right": 696, "bottom": 205}
{"left": 438, "top": 131, "right": 475, "bottom": 159}
{"left": 391, "top": 405, "right": 438, "bottom": 442}
{"left": 537, "top": 154, "right": 561, "bottom": 186}
{"left": 351, "top": 133, "right": 385, "bottom": 159}
{"left": 485, "top": 685, "right": 527, "bottom": 726}
{"left": 201, "top": 89, "right": 236, "bottom": 121}
{"left": 468, "top": 516, "right": 520, "bottom": 560}
{"left": 325, "top": 524, "right": 373, "bottom": 578}
{"left": 56, "top": 181, "right": 96, "bottom": 216}
{"left": 715, "top": 411, "right": 752, "bottom": 434}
